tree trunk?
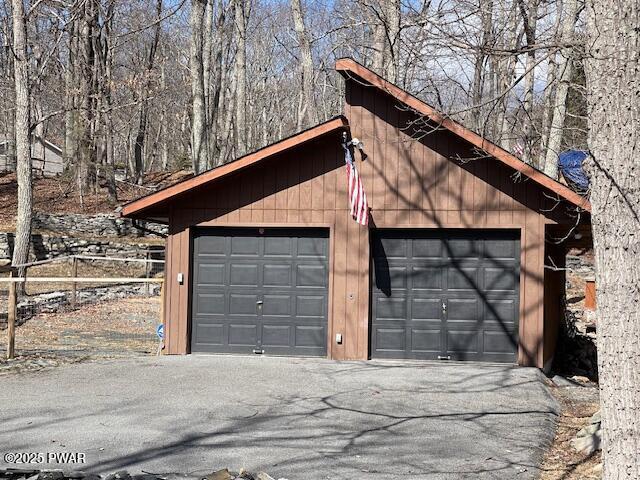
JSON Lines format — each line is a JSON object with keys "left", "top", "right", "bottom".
{"left": 517, "top": 0, "right": 539, "bottom": 165}
{"left": 370, "top": 0, "right": 401, "bottom": 83}
{"left": 134, "top": 0, "right": 162, "bottom": 183}
{"left": 291, "top": 0, "right": 317, "bottom": 130}
{"left": 234, "top": 0, "right": 247, "bottom": 155}
{"left": 190, "top": 0, "right": 208, "bottom": 174}
{"left": 11, "top": 0, "right": 32, "bottom": 282}
{"left": 64, "top": 18, "right": 78, "bottom": 173}
{"left": 542, "top": 0, "right": 579, "bottom": 179}
{"left": 470, "top": 0, "right": 494, "bottom": 132}
{"left": 585, "top": 0, "right": 640, "bottom": 477}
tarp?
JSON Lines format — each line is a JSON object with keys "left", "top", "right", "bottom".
{"left": 558, "top": 150, "right": 590, "bottom": 194}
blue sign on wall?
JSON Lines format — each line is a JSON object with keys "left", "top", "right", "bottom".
{"left": 156, "top": 324, "right": 164, "bottom": 340}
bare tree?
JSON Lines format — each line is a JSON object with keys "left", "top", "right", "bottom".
{"left": 291, "top": 0, "right": 317, "bottom": 129}
{"left": 542, "top": 0, "right": 579, "bottom": 178}
{"left": 585, "top": 0, "right": 640, "bottom": 476}
{"left": 190, "top": 0, "right": 208, "bottom": 174}
{"left": 233, "top": 0, "right": 248, "bottom": 155}
{"left": 133, "top": 0, "right": 162, "bottom": 183}
{"left": 10, "top": 0, "right": 32, "bottom": 283}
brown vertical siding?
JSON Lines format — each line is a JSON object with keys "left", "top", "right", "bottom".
{"left": 544, "top": 238, "right": 567, "bottom": 369}
{"left": 160, "top": 79, "right": 571, "bottom": 366}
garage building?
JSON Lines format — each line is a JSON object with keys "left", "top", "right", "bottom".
{"left": 122, "top": 59, "right": 591, "bottom": 368}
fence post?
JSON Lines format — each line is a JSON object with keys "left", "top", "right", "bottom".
{"left": 157, "top": 279, "right": 165, "bottom": 356}
{"left": 7, "top": 269, "right": 17, "bottom": 360}
{"left": 71, "top": 257, "right": 78, "bottom": 308}
{"left": 145, "top": 251, "right": 151, "bottom": 296}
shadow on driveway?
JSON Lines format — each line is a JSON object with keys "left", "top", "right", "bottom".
{"left": 0, "top": 356, "right": 558, "bottom": 479}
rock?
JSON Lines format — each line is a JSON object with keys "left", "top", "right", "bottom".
{"left": 237, "top": 470, "right": 255, "bottom": 480}
{"left": 38, "top": 472, "right": 65, "bottom": 480}
{"left": 104, "top": 471, "right": 131, "bottom": 480}
{"left": 590, "top": 410, "right": 601, "bottom": 424}
{"left": 592, "top": 463, "right": 603, "bottom": 474}
{"left": 203, "top": 470, "right": 234, "bottom": 480}
{"left": 571, "top": 429, "right": 602, "bottom": 455}
{"left": 576, "top": 423, "right": 600, "bottom": 437}
{"left": 255, "top": 474, "right": 275, "bottom": 480}
{"left": 551, "top": 375, "right": 580, "bottom": 387}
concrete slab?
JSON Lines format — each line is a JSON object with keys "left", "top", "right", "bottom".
{"left": 0, "top": 356, "right": 558, "bottom": 479}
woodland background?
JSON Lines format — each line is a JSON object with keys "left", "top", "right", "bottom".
{"left": 0, "top": 0, "right": 586, "bottom": 197}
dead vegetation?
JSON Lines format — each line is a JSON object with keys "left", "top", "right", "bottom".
{"left": 0, "top": 296, "right": 160, "bottom": 375}
{"left": 0, "top": 171, "right": 191, "bottom": 231}
{"left": 539, "top": 383, "right": 601, "bottom": 479}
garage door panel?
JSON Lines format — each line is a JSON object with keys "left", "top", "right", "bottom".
{"left": 264, "top": 237, "right": 292, "bottom": 256}
{"left": 447, "top": 267, "right": 480, "bottom": 291}
{"left": 262, "top": 294, "right": 292, "bottom": 316}
{"left": 194, "top": 323, "right": 224, "bottom": 345}
{"left": 411, "top": 329, "right": 442, "bottom": 352}
{"left": 374, "top": 237, "right": 408, "bottom": 259}
{"left": 485, "top": 299, "right": 517, "bottom": 324}
{"left": 230, "top": 236, "right": 261, "bottom": 256}
{"left": 412, "top": 238, "right": 443, "bottom": 259}
{"left": 447, "top": 298, "right": 479, "bottom": 320}
{"left": 263, "top": 264, "right": 291, "bottom": 287}
{"left": 295, "top": 325, "right": 326, "bottom": 348}
{"left": 228, "top": 323, "right": 259, "bottom": 346}
{"left": 445, "top": 238, "right": 481, "bottom": 258}
{"left": 376, "top": 297, "right": 407, "bottom": 320}
{"left": 261, "top": 324, "right": 292, "bottom": 347}
{"left": 447, "top": 330, "right": 479, "bottom": 353}
{"left": 197, "top": 263, "right": 225, "bottom": 286}
{"left": 484, "top": 267, "right": 518, "bottom": 292}
{"left": 483, "top": 331, "right": 517, "bottom": 354}
{"left": 372, "top": 230, "right": 519, "bottom": 363}
{"left": 230, "top": 264, "right": 259, "bottom": 286}
{"left": 192, "top": 228, "right": 328, "bottom": 356}
{"left": 484, "top": 239, "right": 517, "bottom": 259}
{"left": 229, "top": 294, "right": 259, "bottom": 315}
{"left": 375, "top": 328, "right": 406, "bottom": 352}
{"left": 296, "top": 264, "right": 327, "bottom": 288}
{"left": 412, "top": 266, "right": 443, "bottom": 290}
{"left": 296, "top": 295, "right": 326, "bottom": 318}
{"left": 198, "top": 236, "right": 227, "bottom": 256}
{"left": 411, "top": 298, "right": 441, "bottom": 319}
{"left": 297, "top": 237, "right": 328, "bottom": 257}
{"left": 195, "top": 293, "right": 225, "bottom": 315}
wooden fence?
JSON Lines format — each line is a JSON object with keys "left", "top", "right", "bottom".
{"left": 1, "top": 254, "right": 164, "bottom": 359}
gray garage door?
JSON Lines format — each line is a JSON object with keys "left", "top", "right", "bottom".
{"left": 191, "top": 228, "right": 329, "bottom": 356}
{"left": 371, "top": 230, "right": 520, "bottom": 363}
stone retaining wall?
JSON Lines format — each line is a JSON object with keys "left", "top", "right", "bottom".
{"left": 32, "top": 212, "right": 167, "bottom": 237}
{"left": 0, "top": 232, "right": 165, "bottom": 263}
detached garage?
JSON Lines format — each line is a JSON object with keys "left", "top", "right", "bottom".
{"left": 122, "top": 58, "right": 591, "bottom": 368}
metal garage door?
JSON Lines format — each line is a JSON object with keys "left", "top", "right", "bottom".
{"left": 371, "top": 230, "right": 520, "bottom": 363}
{"left": 191, "top": 228, "right": 329, "bottom": 356}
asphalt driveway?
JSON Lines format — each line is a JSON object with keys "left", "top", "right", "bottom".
{"left": 0, "top": 356, "right": 558, "bottom": 479}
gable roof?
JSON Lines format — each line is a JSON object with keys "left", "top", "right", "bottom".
{"left": 335, "top": 58, "right": 591, "bottom": 212}
{"left": 121, "top": 116, "right": 349, "bottom": 220}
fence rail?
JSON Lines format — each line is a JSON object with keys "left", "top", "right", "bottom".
{"left": 2, "top": 253, "right": 165, "bottom": 360}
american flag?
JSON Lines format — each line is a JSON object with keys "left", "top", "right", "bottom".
{"left": 346, "top": 158, "right": 369, "bottom": 226}
{"left": 512, "top": 142, "right": 524, "bottom": 157}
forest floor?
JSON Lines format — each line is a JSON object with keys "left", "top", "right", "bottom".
{"left": 0, "top": 170, "right": 191, "bottom": 231}
{"left": 539, "top": 380, "right": 601, "bottom": 479}
{"left": 0, "top": 296, "right": 159, "bottom": 376}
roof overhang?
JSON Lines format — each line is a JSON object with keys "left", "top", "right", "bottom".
{"left": 121, "top": 116, "right": 349, "bottom": 222}
{"left": 336, "top": 58, "right": 591, "bottom": 212}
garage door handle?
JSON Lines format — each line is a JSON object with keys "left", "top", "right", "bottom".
{"left": 256, "top": 300, "right": 263, "bottom": 305}
{"left": 442, "top": 302, "right": 447, "bottom": 312}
